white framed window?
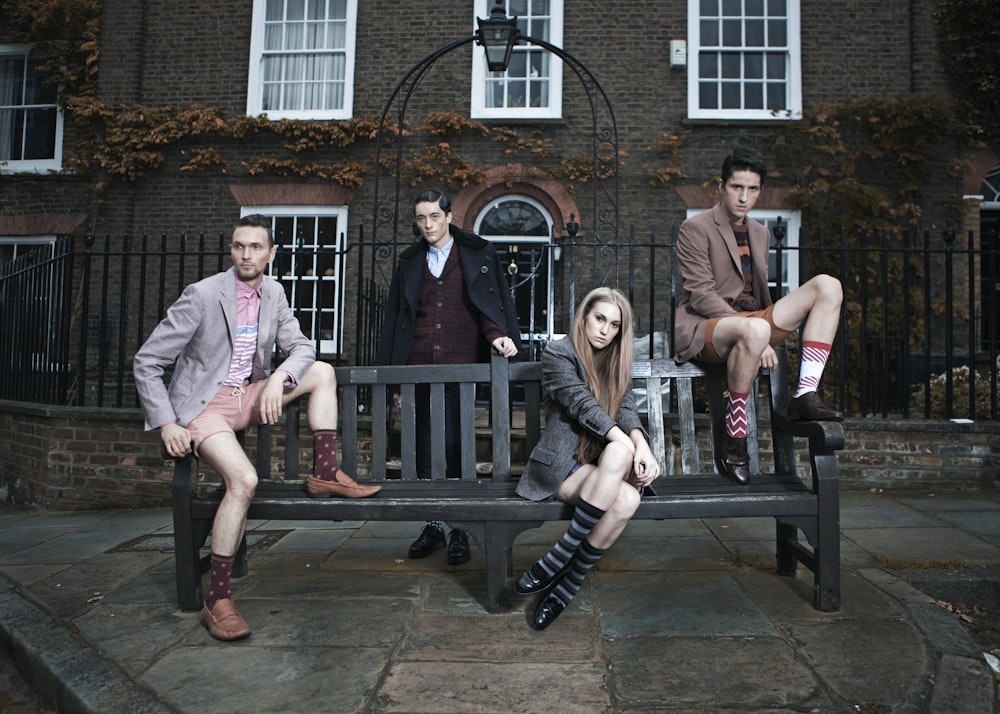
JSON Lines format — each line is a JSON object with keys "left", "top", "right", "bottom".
{"left": 686, "top": 208, "right": 801, "bottom": 298}
{"left": 474, "top": 195, "right": 556, "bottom": 346}
{"left": 241, "top": 206, "right": 349, "bottom": 356}
{"left": 0, "top": 236, "right": 57, "bottom": 271}
{"left": 0, "top": 45, "right": 62, "bottom": 173}
{"left": 687, "top": 0, "right": 801, "bottom": 120}
{"left": 471, "top": 0, "right": 563, "bottom": 120}
{"left": 246, "top": 0, "right": 357, "bottom": 120}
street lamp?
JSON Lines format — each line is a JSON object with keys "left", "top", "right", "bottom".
{"left": 477, "top": 0, "right": 520, "bottom": 72}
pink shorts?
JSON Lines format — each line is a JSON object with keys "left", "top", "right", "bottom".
{"left": 186, "top": 381, "right": 265, "bottom": 454}
{"left": 697, "top": 305, "right": 793, "bottom": 364}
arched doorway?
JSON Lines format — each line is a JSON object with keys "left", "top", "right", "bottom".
{"left": 474, "top": 195, "right": 556, "bottom": 354}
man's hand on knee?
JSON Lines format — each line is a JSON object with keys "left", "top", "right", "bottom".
{"left": 258, "top": 374, "right": 286, "bottom": 424}
{"left": 161, "top": 422, "right": 193, "bottom": 458}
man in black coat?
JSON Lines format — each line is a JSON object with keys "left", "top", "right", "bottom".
{"left": 375, "top": 189, "right": 521, "bottom": 565}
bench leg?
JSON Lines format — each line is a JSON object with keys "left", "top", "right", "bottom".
{"left": 172, "top": 456, "right": 204, "bottom": 611}
{"left": 775, "top": 520, "right": 799, "bottom": 577}
{"left": 233, "top": 533, "right": 249, "bottom": 578}
{"left": 813, "top": 456, "right": 841, "bottom": 611}
{"left": 448, "top": 520, "right": 544, "bottom": 614}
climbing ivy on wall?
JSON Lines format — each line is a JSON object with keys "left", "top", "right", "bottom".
{"left": 934, "top": 0, "right": 1000, "bottom": 142}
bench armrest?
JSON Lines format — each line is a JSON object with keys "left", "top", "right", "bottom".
{"left": 771, "top": 411, "right": 845, "bottom": 454}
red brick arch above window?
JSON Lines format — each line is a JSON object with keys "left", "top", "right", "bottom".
{"left": 0, "top": 213, "right": 87, "bottom": 236}
{"left": 450, "top": 165, "right": 579, "bottom": 238}
{"left": 228, "top": 184, "right": 356, "bottom": 207}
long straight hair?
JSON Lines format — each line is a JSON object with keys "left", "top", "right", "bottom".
{"left": 569, "top": 287, "right": 635, "bottom": 462}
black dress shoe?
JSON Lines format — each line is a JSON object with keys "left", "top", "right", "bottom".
{"left": 515, "top": 554, "right": 578, "bottom": 595}
{"left": 532, "top": 591, "right": 566, "bottom": 630}
{"left": 789, "top": 391, "right": 844, "bottom": 422}
{"left": 447, "top": 529, "right": 471, "bottom": 565}
{"left": 408, "top": 524, "right": 446, "bottom": 559}
{"left": 719, "top": 432, "right": 750, "bottom": 486}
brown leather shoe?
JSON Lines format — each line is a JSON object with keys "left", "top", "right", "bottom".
{"left": 201, "top": 598, "right": 251, "bottom": 641}
{"left": 719, "top": 432, "right": 750, "bottom": 486}
{"left": 307, "top": 470, "right": 381, "bottom": 498}
{"left": 789, "top": 391, "right": 844, "bottom": 422}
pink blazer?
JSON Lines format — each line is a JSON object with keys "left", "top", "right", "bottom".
{"left": 673, "top": 203, "right": 772, "bottom": 363}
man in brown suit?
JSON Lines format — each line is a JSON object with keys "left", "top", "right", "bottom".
{"left": 674, "top": 146, "right": 843, "bottom": 486}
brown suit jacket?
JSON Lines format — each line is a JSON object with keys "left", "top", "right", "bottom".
{"left": 673, "top": 203, "right": 772, "bottom": 363}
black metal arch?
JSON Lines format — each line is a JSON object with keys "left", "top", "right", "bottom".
{"left": 367, "top": 32, "right": 620, "bottom": 290}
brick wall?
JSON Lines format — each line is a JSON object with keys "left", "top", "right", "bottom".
{"left": 0, "top": 400, "right": 996, "bottom": 510}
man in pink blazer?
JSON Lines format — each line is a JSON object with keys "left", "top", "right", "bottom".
{"left": 134, "top": 215, "right": 379, "bottom": 641}
{"left": 674, "top": 146, "right": 843, "bottom": 486}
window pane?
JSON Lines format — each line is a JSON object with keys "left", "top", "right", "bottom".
{"left": 531, "top": 0, "right": 550, "bottom": 13}
{"left": 699, "top": 53, "right": 718, "bottom": 78}
{"left": 768, "top": 0, "right": 787, "bottom": 14}
{"left": 530, "top": 18, "right": 550, "bottom": 40}
{"left": 746, "top": 19, "right": 764, "bottom": 46}
{"left": 746, "top": 0, "right": 764, "bottom": 15}
{"left": 24, "top": 108, "right": 56, "bottom": 159}
{"left": 722, "top": 0, "right": 741, "bottom": 15}
{"left": 511, "top": 0, "right": 528, "bottom": 14}
{"left": 287, "top": 0, "right": 306, "bottom": 21}
{"left": 700, "top": 20, "right": 719, "bottom": 46}
{"left": 507, "top": 52, "right": 527, "bottom": 78}
{"left": 700, "top": 0, "right": 717, "bottom": 15}
{"left": 699, "top": 82, "right": 718, "bottom": 108}
{"left": 529, "top": 79, "right": 548, "bottom": 107}
{"left": 745, "top": 82, "right": 763, "bottom": 109}
{"left": 722, "top": 19, "right": 742, "bottom": 46}
{"left": 766, "top": 52, "right": 785, "bottom": 78}
{"left": 721, "top": 81, "right": 740, "bottom": 108}
{"left": 767, "top": 82, "right": 785, "bottom": 110}
{"left": 508, "top": 81, "right": 527, "bottom": 107}
{"left": 744, "top": 52, "right": 763, "bottom": 78}
{"left": 721, "top": 54, "right": 741, "bottom": 78}
{"left": 768, "top": 19, "right": 786, "bottom": 46}
{"left": 265, "top": 0, "right": 282, "bottom": 22}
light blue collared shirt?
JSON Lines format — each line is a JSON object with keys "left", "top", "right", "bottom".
{"left": 426, "top": 239, "right": 454, "bottom": 278}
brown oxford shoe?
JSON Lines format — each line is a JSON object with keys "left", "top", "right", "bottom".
{"left": 719, "top": 432, "right": 750, "bottom": 486}
{"left": 201, "top": 598, "right": 251, "bottom": 641}
{"left": 307, "top": 470, "right": 381, "bottom": 498}
{"left": 789, "top": 391, "right": 844, "bottom": 422}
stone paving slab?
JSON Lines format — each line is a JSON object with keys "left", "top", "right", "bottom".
{"left": 1, "top": 495, "right": 999, "bottom": 712}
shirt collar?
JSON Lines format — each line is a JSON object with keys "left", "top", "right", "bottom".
{"left": 427, "top": 239, "right": 454, "bottom": 263}
{"left": 235, "top": 275, "right": 263, "bottom": 299}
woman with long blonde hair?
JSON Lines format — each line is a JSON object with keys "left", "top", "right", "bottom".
{"left": 514, "top": 287, "right": 659, "bottom": 629}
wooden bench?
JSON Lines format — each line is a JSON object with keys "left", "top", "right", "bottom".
{"left": 172, "top": 347, "right": 844, "bottom": 614}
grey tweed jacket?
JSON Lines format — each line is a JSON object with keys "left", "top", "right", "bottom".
{"left": 515, "top": 337, "right": 645, "bottom": 501}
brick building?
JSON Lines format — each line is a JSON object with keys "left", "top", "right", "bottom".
{"left": 2, "top": 0, "right": 999, "bottom": 507}
{"left": 3, "top": 0, "right": 996, "bottom": 360}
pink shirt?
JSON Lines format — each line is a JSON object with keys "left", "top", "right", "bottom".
{"left": 223, "top": 278, "right": 262, "bottom": 387}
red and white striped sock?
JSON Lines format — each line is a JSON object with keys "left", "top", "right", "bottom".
{"left": 795, "top": 341, "right": 832, "bottom": 398}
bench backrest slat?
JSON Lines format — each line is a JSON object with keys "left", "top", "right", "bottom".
{"left": 321, "top": 348, "right": 786, "bottom": 483}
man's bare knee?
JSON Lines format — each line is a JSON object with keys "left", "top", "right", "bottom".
{"left": 304, "top": 360, "right": 336, "bottom": 389}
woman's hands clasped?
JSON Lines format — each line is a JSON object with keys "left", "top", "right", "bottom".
{"left": 631, "top": 439, "right": 660, "bottom": 490}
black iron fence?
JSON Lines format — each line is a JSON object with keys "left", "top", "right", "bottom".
{"left": 0, "top": 226, "right": 997, "bottom": 420}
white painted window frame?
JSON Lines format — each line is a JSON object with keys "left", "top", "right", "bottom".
{"left": 470, "top": 0, "right": 563, "bottom": 120}
{"left": 246, "top": 0, "right": 357, "bottom": 120}
{"left": 686, "top": 0, "right": 801, "bottom": 120}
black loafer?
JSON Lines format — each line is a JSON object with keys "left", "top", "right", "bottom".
{"left": 515, "top": 554, "right": 577, "bottom": 596}
{"left": 408, "top": 524, "right": 446, "bottom": 559}
{"left": 532, "top": 592, "right": 566, "bottom": 631}
{"left": 447, "top": 529, "right": 471, "bottom": 565}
